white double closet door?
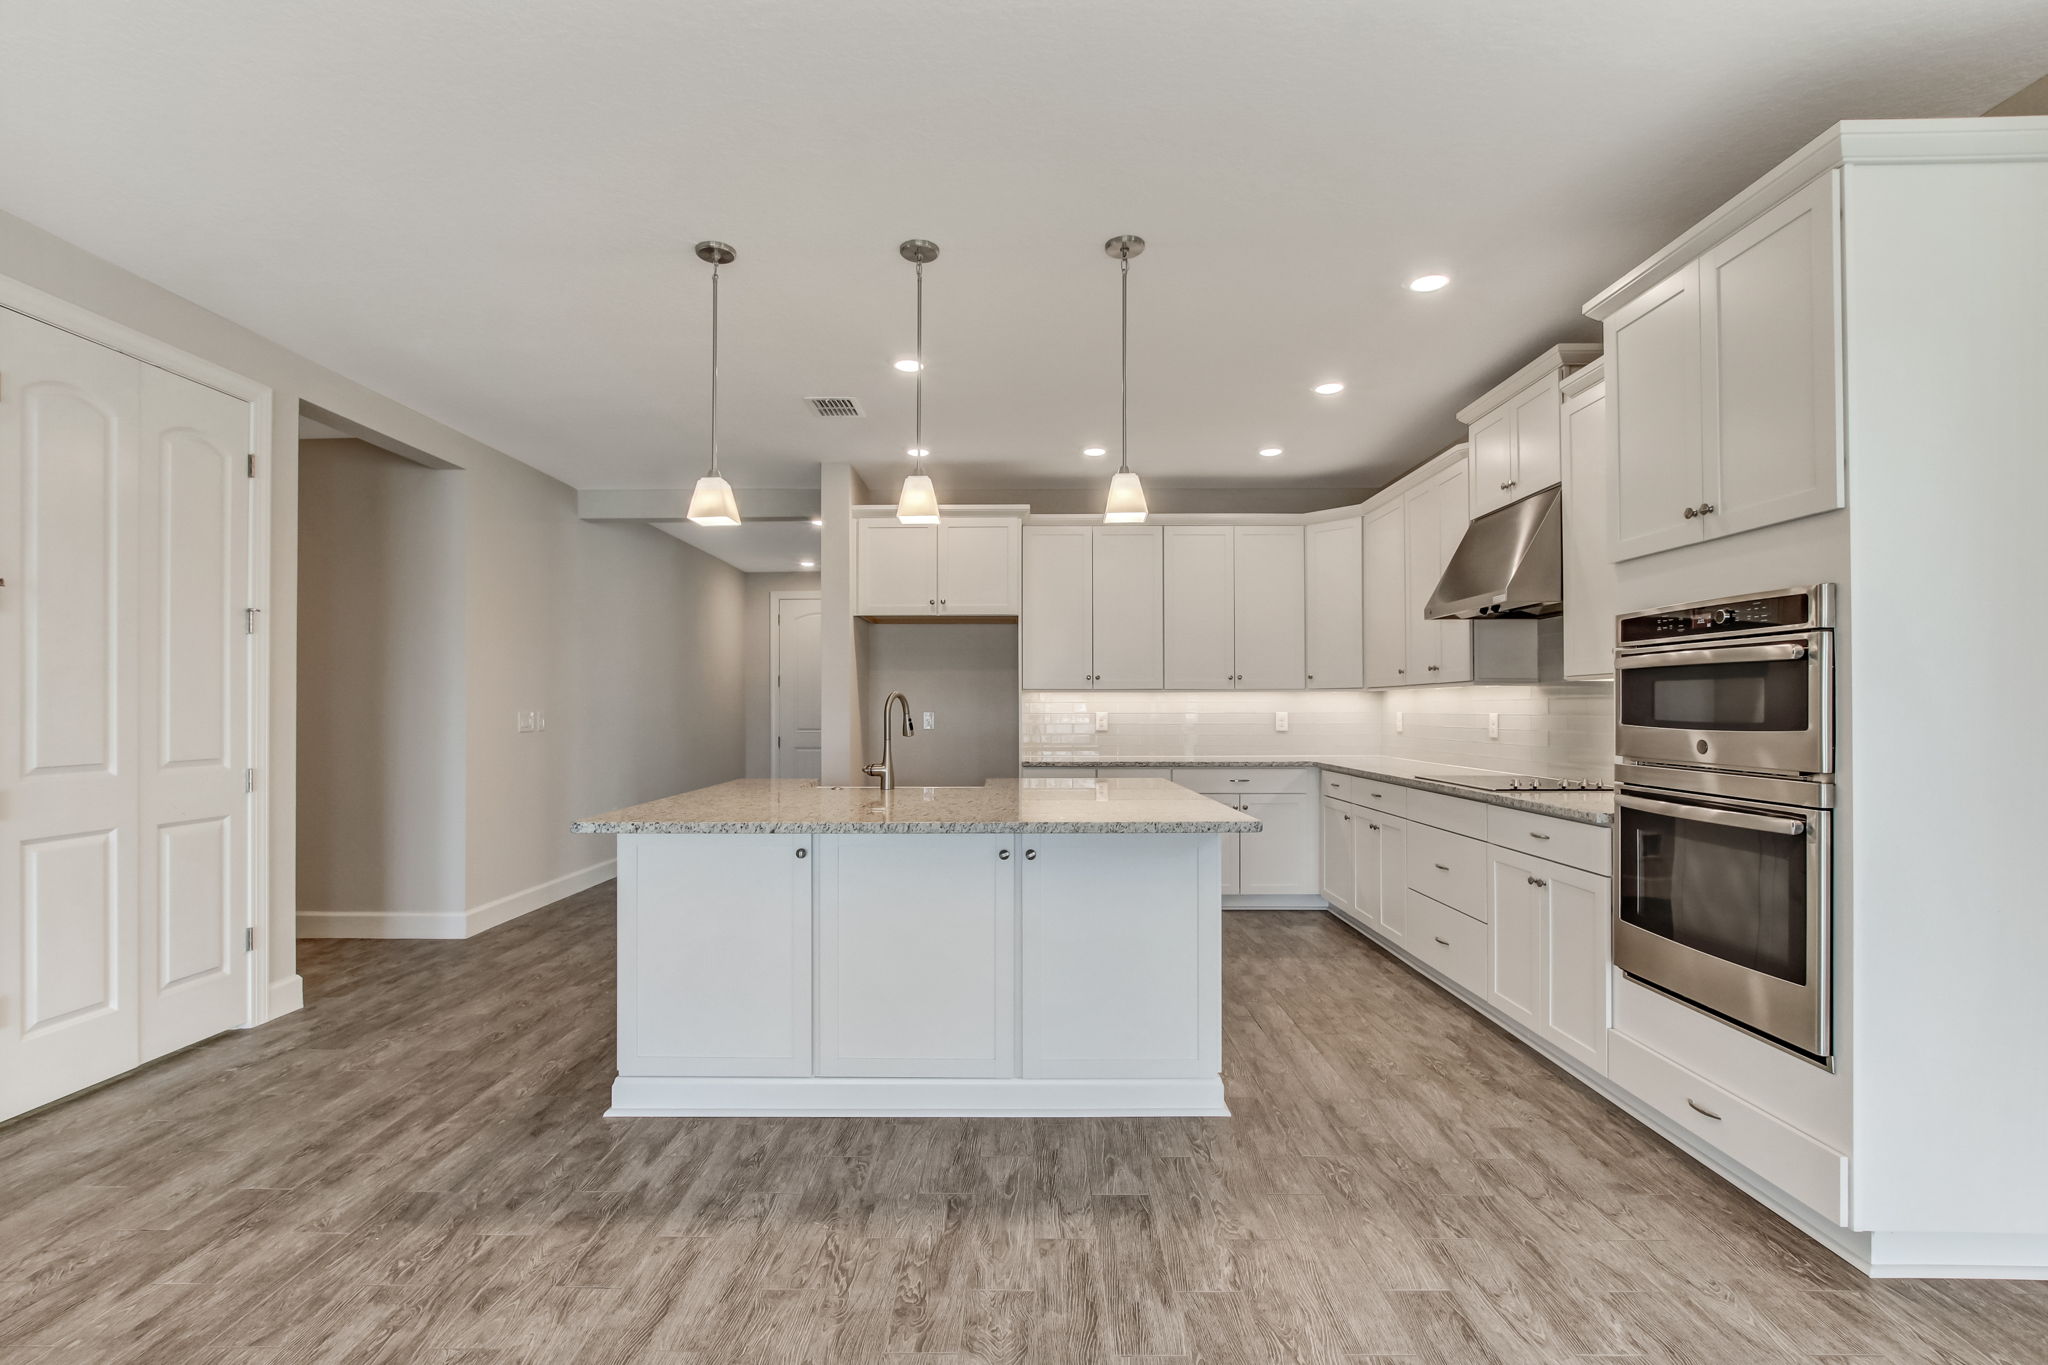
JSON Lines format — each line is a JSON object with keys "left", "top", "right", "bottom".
{"left": 0, "top": 308, "right": 254, "bottom": 1121}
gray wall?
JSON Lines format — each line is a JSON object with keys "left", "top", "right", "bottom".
{"left": 743, "top": 572, "right": 822, "bottom": 778}
{"left": 860, "top": 624, "right": 1019, "bottom": 786}
{"left": 1987, "top": 71, "right": 2048, "bottom": 115}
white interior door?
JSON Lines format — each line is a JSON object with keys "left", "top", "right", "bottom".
{"left": 773, "top": 593, "right": 822, "bottom": 779}
{"left": 0, "top": 311, "right": 145, "bottom": 1118}
{"left": 137, "top": 363, "right": 251, "bottom": 1059}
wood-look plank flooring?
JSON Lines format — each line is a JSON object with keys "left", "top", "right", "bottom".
{"left": 3, "top": 887, "right": 2045, "bottom": 1364}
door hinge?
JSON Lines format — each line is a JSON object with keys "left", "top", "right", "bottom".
{"left": 244, "top": 768, "right": 256, "bottom": 793}
{"left": 247, "top": 452, "right": 257, "bottom": 478}
{"left": 245, "top": 927, "right": 255, "bottom": 952}
{"left": 245, "top": 607, "right": 260, "bottom": 634}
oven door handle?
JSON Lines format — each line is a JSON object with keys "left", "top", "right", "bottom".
{"left": 1616, "top": 641, "right": 1808, "bottom": 670}
{"left": 1618, "top": 794, "right": 1807, "bottom": 837}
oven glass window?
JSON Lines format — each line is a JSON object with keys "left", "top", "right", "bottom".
{"left": 1619, "top": 803, "right": 1809, "bottom": 984}
{"left": 1620, "top": 657, "right": 1809, "bottom": 733}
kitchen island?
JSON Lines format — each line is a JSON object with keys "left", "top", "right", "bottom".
{"left": 572, "top": 777, "right": 1256, "bottom": 1117}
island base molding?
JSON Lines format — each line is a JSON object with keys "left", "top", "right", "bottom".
{"left": 608, "top": 1075, "right": 1230, "bottom": 1118}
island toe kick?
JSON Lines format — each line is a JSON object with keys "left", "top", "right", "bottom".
{"left": 604, "top": 827, "right": 1229, "bottom": 1117}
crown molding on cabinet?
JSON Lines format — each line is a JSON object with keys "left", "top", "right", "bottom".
{"left": 1583, "top": 116, "right": 2048, "bottom": 322}
{"left": 1455, "top": 344, "right": 1604, "bottom": 424}
{"left": 1559, "top": 355, "right": 1606, "bottom": 399}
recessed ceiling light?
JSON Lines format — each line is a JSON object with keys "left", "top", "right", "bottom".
{"left": 894, "top": 359, "right": 923, "bottom": 372}
{"left": 907, "top": 447, "right": 929, "bottom": 458}
{"left": 1408, "top": 273, "right": 1451, "bottom": 293}
{"left": 1258, "top": 447, "right": 1283, "bottom": 458}
{"left": 1082, "top": 446, "right": 1107, "bottom": 457}
{"left": 809, "top": 518, "right": 823, "bottom": 527}
{"left": 799, "top": 559, "right": 816, "bottom": 569}
{"left": 1313, "top": 382, "right": 1345, "bottom": 395}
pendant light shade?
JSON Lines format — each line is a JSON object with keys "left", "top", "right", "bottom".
{"left": 1103, "top": 234, "right": 1148, "bottom": 524}
{"left": 895, "top": 239, "right": 942, "bottom": 524}
{"left": 687, "top": 240, "right": 742, "bottom": 526}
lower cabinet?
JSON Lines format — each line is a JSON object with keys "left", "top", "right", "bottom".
{"left": 1320, "top": 798, "right": 1356, "bottom": 913}
{"left": 1239, "top": 791, "right": 1319, "bottom": 895}
{"left": 1485, "top": 848, "right": 1612, "bottom": 1072}
{"left": 1408, "top": 891, "right": 1488, "bottom": 995}
{"left": 815, "top": 834, "right": 1016, "bottom": 1077}
{"left": 1020, "top": 834, "right": 1221, "bottom": 1078}
{"left": 1355, "top": 811, "right": 1407, "bottom": 942}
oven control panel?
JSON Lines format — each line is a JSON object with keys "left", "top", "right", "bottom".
{"left": 1618, "top": 586, "right": 1832, "bottom": 645}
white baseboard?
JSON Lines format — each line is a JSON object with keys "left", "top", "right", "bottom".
{"left": 265, "top": 974, "right": 304, "bottom": 1020}
{"left": 608, "top": 1074, "right": 1230, "bottom": 1118}
{"left": 299, "top": 860, "right": 616, "bottom": 940}
{"left": 1223, "top": 894, "right": 1328, "bottom": 909}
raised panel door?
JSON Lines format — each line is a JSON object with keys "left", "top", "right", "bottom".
{"left": 1162, "top": 526, "right": 1235, "bottom": 689}
{"left": 0, "top": 310, "right": 144, "bottom": 1121}
{"left": 1701, "top": 171, "right": 1843, "bottom": 538}
{"left": 1231, "top": 525, "right": 1305, "bottom": 690}
{"left": 1304, "top": 517, "right": 1363, "bottom": 689}
{"left": 1468, "top": 404, "right": 1516, "bottom": 517}
{"left": 857, "top": 522, "right": 938, "bottom": 616}
{"left": 1091, "top": 526, "right": 1164, "bottom": 689}
{"left": 937, "top": 520, "right": 1018, "bottom": 615}
{"left": 1561, "top": 381, "right": 1615, "bottom": 681}
{"left": 1607, "top": 263, "right": 1706, "bottom": 560}
{"left": 1487, "top": 850, "right": 1545, "bottom": 1034}
{"left": 1361, "top": 500, "right": 1408, "bottom": 687}
{"left": 1020, "top": 526, "right": 1092, "bottom": 689}
{"left": 136, "top": 365, "right": 251, "bottom": 1060}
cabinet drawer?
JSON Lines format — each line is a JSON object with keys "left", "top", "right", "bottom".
{"left": 1408, "top": 891, "right": 1487, "bottom": 996}
{"left": 1406, "top": 822, "right": 1488, "bottom": 920}
{"left": 1607, "top": 1033, "right": 1847, "bottom": 1223}
{"left": 1320, "top": 770, "right": 1357, "bottom": 803}
{"left": 1352, "top": 776, "right": 1409, "bottom": 817}
{"left": 1487, "top": 806, "right": 1610, "bottom": 875}
{"left": 1407, "top": 789, "right": 1490, "bottom": 839}
{"left": 1172, "top": 766, "right": 1316, "bottom": 796}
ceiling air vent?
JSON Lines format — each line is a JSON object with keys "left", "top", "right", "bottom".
{"left": 806, "top": 396, "right": 864, "bottom": 417}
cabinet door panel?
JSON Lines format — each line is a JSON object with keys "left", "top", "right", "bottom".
{"left": 1092, "top": 527, "right": 1164, "bottom": 689}
{"left": 1702, "top": 172, "right": 1842, "bottom": 538}
{"left": 1403, "top": 483, "right": 1441, "bottom": 678}
{"left": 937, "top": 521, "right": 1018, "bottom": 615}
{"left": 1238, "top": 791, "right": 1317, "bottom": 895}
{"left": 1510, "top": 379, "right": 1563, "bottom": 497}
{"left": 1561, "top": 382, "right": 1615, "bottom": 681}
{"left": 1021, "top": 527, "right": 1093, "bottom": 689}
{"left": 1487, "top": 851, "right": 1545, "bottom": 1033}
{"left": 1163, "top": 527, "right": 1236, "bottom": 689}
{"left": 817, "top": 833, "right": 1014, "bottom": 1077}
{"left": 1304, "top": 518, "right": 1363, "bottom": 689}
{"left": 1362, "top": 501, "right": 1409, "bottom": 687}
{"left": 1607, "top": 263, "right": 1706, "bottom": 560}
{"left": 1468, "top": 405, "right": 1516, "bottom": 518}
{"left": 1541, "top": 862, "right": 1611, "bottom": 1072}
{"left": 858, "top": 522, "right": 938, "bottom": 615}
{"left": 1232, "top": 526, "right": 1305, "bottom": 690}
{"left": 1431, "top": 465, "right": 1474, "bottom": 683}
{"left": 1320, "top": 799, "right": 1355, "bottom": 913}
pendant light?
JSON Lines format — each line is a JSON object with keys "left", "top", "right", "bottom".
{"left": 1103, "top": 234, "right": 1149, "bottom": 523}
{"left": 685, "top": 240, "right": 742, "bottom": 525}
{"left": 895, "top": 239, "right": 941, "bottom": 525}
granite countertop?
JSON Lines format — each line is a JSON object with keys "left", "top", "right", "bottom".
{"left": 574, "top": 777, "right": 1262, "bottom": 835}
{"left": 1020, "top": 755, "right": 1614, "bottom": 827}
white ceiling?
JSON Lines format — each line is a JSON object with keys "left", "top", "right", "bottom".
{"left": 7, "top": 2, "right": 2043, "bottom": 501}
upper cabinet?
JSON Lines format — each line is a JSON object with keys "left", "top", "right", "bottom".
{"left": 1361, "top": 500, "right": 1409, "bottom": 687}
{"left": 1560, "top": 362, "right": 1615, "bottom": 681}
{"left": 1303, "top": 517, "right": 1363, "bottom": 689}
{"left": 858, "top": 516, "right": 1020, "bottom": 618}
{"left": 1402, "top": 461, "right": 1475, "bottom": 684}
{"left": 1459, "top": 345, "right": 1602, "bottom": 519}
{"left": 1163, "top": 525, "right": 1306, "bottom": 690}
{"left": 1601, "top": 171, "right": 1843, "bottom": 561}
{"left": 1020, "top": 526, "right": 1163, "bottom": 690}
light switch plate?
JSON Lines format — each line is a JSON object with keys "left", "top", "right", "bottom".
{"left": 1487, "top": 712, "right": 1499, "bottom": 739}
{"left": 923, "top": 711, "right": 935, "bottom": 730}
{"left": 1274, "top": 711, "right": 1289, "bottom": 732}
{"left": 1095, "top": 712, "right": 1109, "bottom": 732}
{"left": 1394, "top": 711, "right": 1404, "bottom": 734}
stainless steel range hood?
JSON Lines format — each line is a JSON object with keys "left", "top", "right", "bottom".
{"left": 1425, "top": 485, "right": 1563, "bottom": 620}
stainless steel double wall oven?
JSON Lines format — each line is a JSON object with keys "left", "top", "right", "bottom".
{"left": 1612, "top": 586, "right": 1836, "bottom": 1062}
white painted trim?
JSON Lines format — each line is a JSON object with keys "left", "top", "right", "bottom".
{"left": 768, "top": 590, "right": 821, "bottom": 780}
{"left": 1454, "top": 343, "right": 1604, "bottom": 423}
{"left": 0, "top": 274, "right": 279, "bottom": 1028}
{"left": 607, "top": 1074, "right": 1230, "bottom": 1117}
{"left": 1223, "top": 894, "right": 1328, "bottom": 910}
{"left": 1584, "top": 117, "right": 2048, "bottom": 320}
{"left": 266, "top": 975, "right": 304, "bottom": 1018}
{"left": 300, "top": 859, "right": 615, "bottom": 940}
{"left": 1559, "top": 355, "right": 1606, "bottom": 398}
{"left": 851, "top": 502, "right": 1033, "bottom": 520}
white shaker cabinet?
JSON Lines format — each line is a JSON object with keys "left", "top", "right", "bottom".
{"left": 858, "top": 517, "right": 1020, "bottom": 617}
{"left": 1560, "top": 366, "right": 1616, "bottom": 680}
{"left": 1231, "top": 526, "right": 1306, "bottom": 690}
{"left": 1355, "top": 812, "right": 1408, "bottom": 943}
{"left": 1092, "top": 527, "right": 1165, "bottom": 688}
{"left": 938, "top": 521, "right": 1022, "bottom": 615}
{"left": 1461, "top": 345, "right": 1597, "bottom": 519}
{"left": 856, "top": 522, "right": 939, "bottom": 617}
{"left": 1403, "top": 462, "right": 1474, "bottom": 684}
{"left": 1604, "top": 172, "right": 1842, "bottom": 562}
{"left": 1020, "top": 525, "right": 1163, "bottom": 689}
{"left": 1304, "top": 517, "right": 1364, "bottom": 689}
{"left": 1485, "top": 847, "right": 1611, "bottom": 1073}
{"left": 1361, "top": 499, "right": 1409, "bottom": 687}
{"left": 1238, "top": 791, "right": 1318, "bottom": 895}
{"left": 1163, "top": 526, "right": 1237, "bottom": 689}
{"left": 1320, "top": 798, "right": 1356, "bottom": 914}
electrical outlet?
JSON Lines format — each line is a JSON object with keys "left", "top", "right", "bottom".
{"left": 515, "top": 711, "right": 533, "bottom": 733}
{"left": 1394, "top": 711, "right": 1404, "bottom": 734}
{"left": 922, "top": 711, "right": 935, "bottom": 730}
{"left": 536, "top": 711, "right": 546, "bottom": 732}
{"left": 1487, "top": 712, "right": 1499, "bottom": 739}
{"left": 1095, "top": 712, "right": 1109, "bottom": 732}
{"left": 1274, "top": 711, "right": 1289, "bottom": 732}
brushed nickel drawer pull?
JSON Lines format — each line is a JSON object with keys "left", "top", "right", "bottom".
{"left": 1528, "top": 831, "right": 1551, "bottom": 841}
{"left": 1433, "top": 935, "right": 1451, "bottom": 947}
{"left": 1433, "top": 862, "right": 1450, "bottom": 872}
{"left": 1686, "top": 1098, "right": 1722, "bottom": 1121}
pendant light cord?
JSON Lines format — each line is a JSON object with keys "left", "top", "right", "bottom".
{"left": 707, "top": 260, "right": 722, "bottom": 478}
{"left": 1118, "top": 253, "right": 1131, "bottom": 476}
{"left": 913, "top": 260, "right": 925, "bottom": 473}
